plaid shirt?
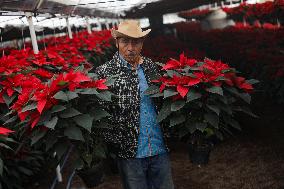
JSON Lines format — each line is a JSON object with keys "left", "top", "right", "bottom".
{"left": 95, "top": 52, "right": 169, "bottom": 158}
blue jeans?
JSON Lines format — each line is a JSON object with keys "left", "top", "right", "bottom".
{"left": 117, "top": 153, "right": 174, "bottom": 189}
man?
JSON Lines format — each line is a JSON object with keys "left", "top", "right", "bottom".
{"left": 95, "top": 20, "right": 174, "bottom": 189}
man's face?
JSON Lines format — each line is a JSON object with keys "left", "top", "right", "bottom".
{"left": 116, "top": 37, "right": 144, "bottom": 64}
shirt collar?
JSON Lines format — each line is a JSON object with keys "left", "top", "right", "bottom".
{"left": 118, "top": 52, "right": 142, "bottom": 70}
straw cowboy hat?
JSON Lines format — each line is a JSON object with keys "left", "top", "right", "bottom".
{"left": 111, "top": 20, "right": 151, "bottom": 39}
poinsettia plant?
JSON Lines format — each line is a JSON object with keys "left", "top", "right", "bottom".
{"left": 0, "top": 29, "right": 117, "bottom": 188}
{"left": 0, "top": 45, "right": 115, "bottom": 163}
{"left": 222, "top": 1, "right": 284, "bottom": 23}
{"left": 145, "top": 53, "right": 259, "bottom": 143}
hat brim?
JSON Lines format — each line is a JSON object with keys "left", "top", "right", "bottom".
{"left": 111, "top": 29, "right": 151, "bottom": 39}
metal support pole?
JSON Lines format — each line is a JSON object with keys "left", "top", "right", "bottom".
{"left": 277, "top": 18, "right": 281, "bottom": 28}
{"left": 0, "top": 28, "right": 4, "bottom": 57}
{"left": 106, "top": 22, "right": 110, "bottom": 30}
{"left": 243, "top": 17, "right": 247, "bottom": 27}
{"left": 86, "top": 16, "right": 92, "bottom": 34}
{"left": 66, "top": 17, "right": 73, "bottom": 39}
{"left": 25, "top": 12, "right": 39, "bottom": 54}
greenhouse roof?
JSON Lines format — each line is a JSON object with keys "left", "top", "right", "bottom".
{"left": 0, "top": 0, "right": 162, "bottom": 18}
{"left": 123, "top": 0, "right": 221, "bottom": 18}
{"left": 0, "top": 0, "right": 221, "bottom": 18}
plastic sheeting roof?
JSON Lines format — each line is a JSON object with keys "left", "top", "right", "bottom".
{"left": 0, "top": 0, "right": 161, "bottom": 17}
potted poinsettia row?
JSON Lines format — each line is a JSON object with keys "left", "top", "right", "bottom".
{"left": 222, "top": 0, "right": 284, "bottom": 23}
{"left": 0, "top": 30, "right": 115, "bottom": 188}
{"left": 1, "top": 30, "right": 115, "bottom": 68}
{"left": 39, "top": 30, "right": 115, "bottom": 68}
{"left": 178, "top": 8, "right": 211, "bottom": 20}
{"left": 174, "top": 21, "right": 284, "bottom": 104}
{"left": 145, "top": 53, "right": 258, "bottom": 165}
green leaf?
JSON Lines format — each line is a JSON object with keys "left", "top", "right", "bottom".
{"left": 73, "top": 114, "right": 94, "bottom": 132}
{"left": 239, "top": 93, "right": 251, "bottom": 104}
{"left": 150, "top": 93, "right": 164, "bottom": 97}
{"left": 246, "top": 79, "right": 259, "bottom": 85}
{"left": 218, "top": 102, "right": 233, "bottom": 115}
{"left": 0, "top": 137, "right": 16, "bottom": 143}
{"left": 21, "top": 102, "right": 37, "bottom": 112}
{"left": 0, "top": 143, "right": 13, "bottom": 151}
{"left": 155, "top": 62, "right": 165, "bottom": 67}
{"left": 206, "top": 86, "right": 223, "bottom": 96}
{"left": 233, "top": 106, "right": 258, "bottom": 118}
{"left": 51, "top": 105, "right": 66, "bottom": 113}
{"left": 18, "top": 166, "right": 33, "bottom": 176}
{"left": 157, "top": 101, "right": 172, "bottom": 122}
{"left": 80, "top": 88, "right": 99, "bottom": 95}
{"left": 3, "top": 93, "right": 16, "bottom": 106}
{"left": 95, "top": 121, "right": 112, "bottom": 129}
{"left": 166, "top": 70, "right": 174, "bottom": 78}
{"left": 93, "top": 109, "right": 110, "bottom": 121}
{"left": 14, "top": 87, "right": 22, "bottom": 93}
{"left": 144, "top": 85, "right": 160, "bottom": 95}
{"left": 3, "top": 110, "right": 15, "bottom": 117}
{"left": 105, "top": 76, "right": 117, "bottom": 86}
{"left": 60, "top": 108, "right": 81, "bottom": 118}
{"left": 57, "top": 81, "right": 68, "bottom": 86}
{"left": 4, "top": 115, "right": 17, "bottom": 125}
{"left": 66, "top": 91, "right": 79, "bottom": 100}
{"left": 31, "top": 130, "right": 47, "bottom": 145}
{"left": 186, "top": 90, "right": 202, "bottom": 102}
{"left": 196, "top": 61, "right": 205, "bottom": 67}
{"left": 221, "top": 68, "right": 235, "bottom": 73}
{"left": 96, "top": 91, "right": 112, "bottom": 102}
{"left": 226, "top": 117, "right": 241, "bottom": 130}
{"left": 164, "top": 89, "right": 178, "bottom": 98}
{"left": 171, "top": 100, "right": 185, "bottom": 111}
{"left": 170, "top": 114, "right": 185, "bottom": 127}
{"left": 215, "top": 76, "right": 227, "bottom": 81}
{"left": 64, "top": 126, "right": 84, "bottom": 141}
{"left": 188, "top": 66, "right": 201, "bottom": 71}
{"left": 204, "top": 113, "right": 219, "bottom": 128}
{"left": 53, "top": 91, "right": 68, "bottom": 101}
{"left": 195, "top": 122, "right": 207, "bottom": 132}
{"left": 45, "top": 135, "right": 57, "bottom": 151}
{"left": 203, "top": 68, "right": 214, "bottom": 74}
{"left": 38, "top": 111, "right": 52, "bottom": 125}
{"left": 186, "top": 123, "right": 197, "bottom": 134}
{"left": 44, "top": 116, "right": 58, "bottom": 130}
{"left": 225, "top": 87, "right": 250, "bottom": 103}
{"left": 206, "top": 104, "right": 220, "bottom": 115}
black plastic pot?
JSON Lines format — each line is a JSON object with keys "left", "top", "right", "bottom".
{"left": 188, "top": 143, "right": 211, "bottom": 165}
{"left": 77, "top": 163, "right": 104, "bottom": 188}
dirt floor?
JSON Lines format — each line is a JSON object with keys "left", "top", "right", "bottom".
{"left": 68, "top": 97, "right": 284, "bottom": 189}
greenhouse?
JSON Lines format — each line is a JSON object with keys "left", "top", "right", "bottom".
{"left": 0, "top": 0, "right": 283, "bottom": 188}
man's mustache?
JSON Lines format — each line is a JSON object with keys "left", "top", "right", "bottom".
{"left": 126, "top": 53, "right": 137, "bottom": 57}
